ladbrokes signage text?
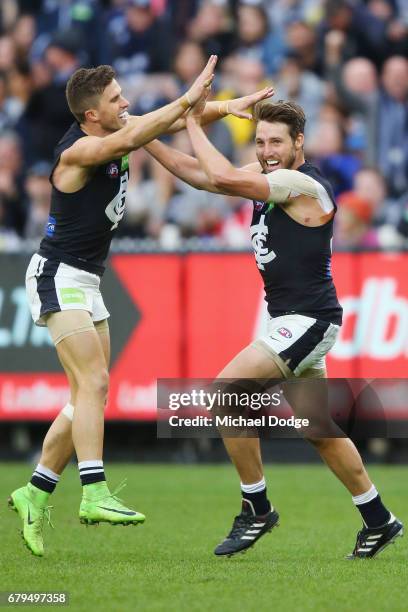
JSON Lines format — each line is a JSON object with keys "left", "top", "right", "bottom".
{"left": 0, "top": 252, "right": 407, "bottom": 419}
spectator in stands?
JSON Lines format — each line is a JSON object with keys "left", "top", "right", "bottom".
{"left": 186, "top": 0, "right": 235, "bottom": 60}
{"left": 219, "top": 195, "right": 253, "bottom": 248}
{"left": 317, "top": 0, "right": 391, "bottom": 66}
{"left": 23, "top": 29, "right": 81, "bottom": 162}
{"left": 173, "top": 40, "right": 206, "bottom": 89}
{"left": 286, "top": 20, "right": 321, "bottom": 74}
{"left": 0, "top": 130, "right": 26, "bottom": 236}
{"left": 171, "top": 40, "right": 235, "bottom": 162}
{"left": 326, "top": 27, "right": 408, "bottom": 198}
{"left": 4, "top": 61, "right": 32, "bottom": 126}
{"left": 102, "top": 0, "right": 174, "bottom": 79}
{"left": 0, "top": 0, "right": 406, "bottom": 245}
{"left": 216, "top": 55, "right": 270, "bottom": 147}
{"left": 326, "top": 41, "right": 378, "bottom": 163}
{"left": 364, "top": 0, "right": 408, "bottom": 59}
{"left": 0, "top": 34, "right": 17, "bottom": 72}
{"left": 117, "top": 147, "right": 171, "bottom": 239}
{"left": 335, "top": 189, "right": 404, "bottom": 249}
{"left": 308, "top": 119, "right": 361, "bottom": 195}
{"left": 334, "top": 191, "right": 378, "bottom": 249}
{"left": 11, "top": 13, "right": 36, "bottom": 63}
{"left": 353, "top": 166, "right": 408, "bottom": 238}
{"left": 267, "top": 0, "right": 326, "bottom": 31}
{"left": 378, "top": 56, "right": 408, "bottom": 198}
{"left": 29, "top": 0, "right": 101, "bottom": 65}
{"left": 0, "top": 72, "right": 11, "bottom": 131}
{"left": 168, "top": 0, "right": 201, "bottom": 40}
{"left": 353, "top": 167, "right": 388, "bottom": 219}
{"left": 0, "top": 198, "right": 21, "bottom": 252}
{"left": 234, "top": 1, "right": 287, "bottom": 76}
{"left": 274, "top": 53, "right": 325, "bottom": 138}
{"left": 23, "top": 160, "right": 52, "bottom": 241}
{"left": 160, "top": 130, "right": 230, "bottom": 240}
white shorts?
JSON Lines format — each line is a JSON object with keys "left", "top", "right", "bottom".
{"left": 26, "top": 253, "right": 110, "bottom": 326}
{"left": 257, "top": 314, "right": 340, "bottom": 377}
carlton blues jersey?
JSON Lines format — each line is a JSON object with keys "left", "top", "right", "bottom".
{"left": 251, "top": 162, "right": 343, "bottom": 325}
{"left": 38, "top": 122, "right": 129, "bottom": 276}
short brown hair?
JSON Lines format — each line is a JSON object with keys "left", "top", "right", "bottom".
{"left": 66, "top": 65, "right": 116, "bottom": 122}
{"left": 254, "top": 100, "right": 306, "bottom": 141}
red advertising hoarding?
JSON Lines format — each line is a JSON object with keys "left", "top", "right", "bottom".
{"left": 0, "top": 252, "right": 407, "bottom": 420}
{"left": 327, "top": 253, "right": 408, "bottom": 377}
{"left": 0, "top": 254, "right": 183, "bottom": 420}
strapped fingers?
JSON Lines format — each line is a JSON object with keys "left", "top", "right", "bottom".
{"left": 203, "top": 75, "right": 214, "bottom": 88}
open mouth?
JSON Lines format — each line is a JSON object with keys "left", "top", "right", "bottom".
{"left": 265, "top": 160, "right": 280, "bottom": 172}
{"left": 118, "top": 111, "right": 129, "bottom": 120}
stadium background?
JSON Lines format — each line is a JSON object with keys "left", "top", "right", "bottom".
{"left": 0, "top": 1, "right": 407, "bottom": 609}
{"left": 0, "top": 0, "right": 407, "bottom": 460}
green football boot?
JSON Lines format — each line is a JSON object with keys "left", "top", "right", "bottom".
{"left": 8, "top": 484, "right": 53, "bottom": 557}
{"left": 79, "top": 481, "right": 145, "bottom": 526}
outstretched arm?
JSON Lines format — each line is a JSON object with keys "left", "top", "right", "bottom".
{"left": 166, "top": 86, "right": 274, "bottom": 134}
{"left": 144, "top": 86, "right": 273, "bottom": 192}
{"left": 185, "top": 114, "right": 270, "bottom": 201}
{"left": 185, "top": 116, "right": 332, "bottom": 206}
{"left": 144, "top": 139, "right": 221, "bottom": 192}
{"left": 62, "top": 56, "right": 218, "bottom": 167}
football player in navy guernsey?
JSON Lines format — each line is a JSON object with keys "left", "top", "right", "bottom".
{"left": 8, "top": 58, "right": 276, "bottom": 556}
{"left": 144, "top": 98, "right": 403, "bottom": 559}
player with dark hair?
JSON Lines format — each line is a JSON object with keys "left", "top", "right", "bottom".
{"left": 8, "top": 60, "right": 275, "bottom": 556}
{"left": 144, "top": 97, "right": 403, "bottom": 559}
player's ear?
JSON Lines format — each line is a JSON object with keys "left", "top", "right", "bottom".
{"left": 84, "top": 108, "right": 99, "bottom": 124}
{"left": 295, "top": 133, "right": 304, "bottom": 151}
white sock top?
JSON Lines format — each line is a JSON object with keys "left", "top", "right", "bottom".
{"left": 352, "top": 484, "right": 378, "bottom": 506}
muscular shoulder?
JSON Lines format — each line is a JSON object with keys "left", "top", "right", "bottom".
{"left": 263, "top": 169, "right": 335, "bottom": 219}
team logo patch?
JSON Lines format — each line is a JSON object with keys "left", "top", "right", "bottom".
{"left": 277, "top": 327, "right": 292, "bottom": 339}
{"left": 121, "top": 154, "right": 129, "bottom": 172}
{"left": 107, "top": 163, "right": 119, "bottom": 178}
{"left": 250, "top": 214, "right": 276, "bottom": 270}
{"left": 46, "top": 215, "right": 56, "bottom": 237}
{"left": 254, "top": 200, "right": 264, "bottom": 211}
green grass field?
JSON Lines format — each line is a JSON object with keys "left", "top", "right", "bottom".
{"left": 0, "top": 464, "right": 407, "bottom": 611}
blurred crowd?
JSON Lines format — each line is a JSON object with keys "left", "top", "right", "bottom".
{"left": 0, "top": 0, "right": 407, "bottom": 251}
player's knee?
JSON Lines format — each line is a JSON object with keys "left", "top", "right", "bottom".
{"left": 92, "top": 369, "right": 109, "bottom": 399}
{"left": 78, "top": 368, "right": 109, "bottom": 400}
{"left": 305, "top": 436, "right": 331, "bottom": 450}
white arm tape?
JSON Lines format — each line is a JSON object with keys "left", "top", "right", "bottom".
{"left": 61, "top": 402, "right": 74, "bottom": 421}
{"left": 265, "top": 169, "right": 334, "bottom": 212}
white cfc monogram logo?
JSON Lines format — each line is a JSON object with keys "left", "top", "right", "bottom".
{"left": 105, "top": 173, "right": 128, "bottom": 230}
{"left": 250, "top": 214, "right": 276, "bottom": 270}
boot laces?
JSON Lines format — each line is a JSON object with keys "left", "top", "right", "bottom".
{"left": 228, "top": 513, "right": 251, "bottom": 539}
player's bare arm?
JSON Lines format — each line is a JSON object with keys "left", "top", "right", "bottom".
{"left": 166, "top": 86, "right": 274, "bottom": 134}
{"left": 144, "top": 145, "right": 263, "bottom": 194}
{"left": 186, "top": 113, "right": 271, "bottom": 201}
{"left": 144, "top": 86, "right": 273, "bottom": 193}
{"left": 186, "top": 114, "right": 334, "bottom": 225}
{"left": 53, "top": 56, "right": 217, "bottom": 192}
{"left": 144, "top": 139, "right": 221, "bottom": 193}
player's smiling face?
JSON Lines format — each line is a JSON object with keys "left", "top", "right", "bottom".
{"left": 255, "top": 121, "right": 304, "bottom": 173}
{"left": 97, "top": 79, "right": 130, "bottom": 132}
